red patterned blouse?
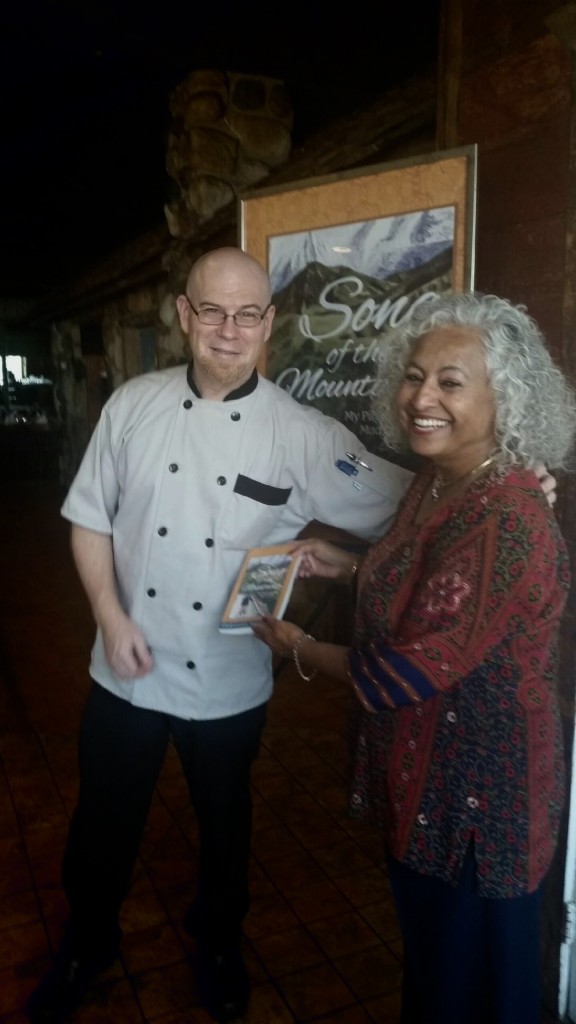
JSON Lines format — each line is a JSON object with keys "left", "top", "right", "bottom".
{"left": 348, "top": 464, "right": 570, "bottom": 897}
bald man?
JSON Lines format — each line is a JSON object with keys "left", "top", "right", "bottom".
{"left": 25, "top": 247, "right": 431, "bottom": 1023}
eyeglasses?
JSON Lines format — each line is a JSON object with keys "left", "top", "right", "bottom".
{"left": 185, "top": 297, "right": 270, "bottom": 328}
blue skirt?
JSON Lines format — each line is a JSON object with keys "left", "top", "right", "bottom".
{"left": 386, "top": 843, "right": 542, "bottom": 1024}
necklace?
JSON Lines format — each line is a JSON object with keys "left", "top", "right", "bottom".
{"left": 431, "top": 454, "right": 496, "bottom": 503}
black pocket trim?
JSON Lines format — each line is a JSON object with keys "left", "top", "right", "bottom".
{"left": 234, "top": 474, "right": 292, "bottom": 506}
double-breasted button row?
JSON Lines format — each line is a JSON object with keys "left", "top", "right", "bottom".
{"left": 167, "top": 463, "right": 229, "bottom": 487}
{"left": 182, "top": 398, "right": 241, "bottom": 423}
{"left": 158, "top": 399, "right": 235, "bottom": 675}
{"left": 156, "top": 526, "right": 214, "bottom": 548}
{"left": 145, "top": 591, "right": 202, "bottom": 611}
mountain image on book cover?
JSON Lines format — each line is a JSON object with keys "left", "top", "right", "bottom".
{"left": 220, "top": 544, "right": 302, "bottom": 635}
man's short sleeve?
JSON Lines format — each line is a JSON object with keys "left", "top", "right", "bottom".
{"left": 306, "top": 421, "right": 413, "bottom": 541}
{"left": 60, "top": 407, "right": 118, "bottom": 533}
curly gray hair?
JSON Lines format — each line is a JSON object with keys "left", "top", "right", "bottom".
{"left": 373, "top": 291, "right": 576, "bottom": 470}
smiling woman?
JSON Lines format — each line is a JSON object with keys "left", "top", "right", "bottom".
{"left": 252, "top": 291, "right": 576, "bottom": 1024}
{"left": 395, "top": 325, "right": 497, "bottom": 494}
{"left": 375, "top": 291, "right": 576, "bottom": 472}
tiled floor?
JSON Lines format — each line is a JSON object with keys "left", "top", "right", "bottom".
{"left": 0, "top": 480, "right": 404, "bottom": 1023}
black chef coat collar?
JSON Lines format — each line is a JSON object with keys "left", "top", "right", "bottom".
{"left": 186, "top": 363, "right": 258, "bottom": 401}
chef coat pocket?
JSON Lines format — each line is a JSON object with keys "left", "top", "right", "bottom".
{"left": 221, "top": 474, "right": 292, "bottom": 549}
{"left": 234, "top": 474, "right": 292, "bottom": 506}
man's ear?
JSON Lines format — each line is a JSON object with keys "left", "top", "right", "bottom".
{"left": 263, "top": 304, "right": 276, "bottom": 342}
{"left": 176, "top": 295, "right": 190, "bottom": 332}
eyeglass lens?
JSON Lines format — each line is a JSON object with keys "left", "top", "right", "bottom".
{"left": 187, "top": 298, "right": 267, "bottom": 328}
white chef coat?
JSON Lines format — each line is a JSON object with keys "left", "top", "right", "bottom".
{"left": 61, "top": 366, "right": 412, "bottom": 720}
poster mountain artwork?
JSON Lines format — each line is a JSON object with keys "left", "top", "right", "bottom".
{"left": 267, "top": 206, "right": 455, "bottom": 459}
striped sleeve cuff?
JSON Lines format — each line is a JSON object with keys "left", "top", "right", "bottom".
{"left": 347, "top": 642, "right": 438, "bottom": 711}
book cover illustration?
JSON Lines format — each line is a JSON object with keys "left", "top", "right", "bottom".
{"left": 219, "top": 543, "right": 302, "bottom": 635}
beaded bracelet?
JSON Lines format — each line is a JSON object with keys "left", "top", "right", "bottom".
{"left": 292, "top": 632, "right": 317, "bottom": 682}
{"left": 350, "top": 559, "right": 360, "bottom": 581}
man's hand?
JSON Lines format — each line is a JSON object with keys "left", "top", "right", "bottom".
{"left": 534, "top": 463, "right": 557, "bottom": 507}
{"left": 70, "top": 525, "right": 154, "bottom": 679}
{"left": 101, "top": 610, "right": 154, "bottom": 679}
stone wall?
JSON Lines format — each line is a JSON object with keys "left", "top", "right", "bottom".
{"left": 158, "top": 69, "right": 293, "bottom": 352}
{"left": 50, "top": 320, "right": 92, "bottom": 484}
{"left": 75, "top": 70, "right": 296, "bottom": 406}
{"left": 164, "top": 69, "right": 292, "bottom": 241}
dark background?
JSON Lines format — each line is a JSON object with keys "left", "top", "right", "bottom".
{"left": 0, "top": 1, "right": 441, "bottom": 299}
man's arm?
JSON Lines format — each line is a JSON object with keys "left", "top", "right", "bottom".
{"left": 71, "top": 524, "right": 154, "bottom": 679}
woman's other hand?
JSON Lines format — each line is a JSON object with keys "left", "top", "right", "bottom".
{"left": 290, "top": 538, "right": 363, "bottom": 582}
{"left": 251, "top": 615, "right": 303, "bottom": 658}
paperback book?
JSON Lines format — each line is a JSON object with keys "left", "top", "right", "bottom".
{"left": 219, "top": 543, "right": 302, "bottom": 635}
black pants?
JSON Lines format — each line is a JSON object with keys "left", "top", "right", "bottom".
{"left": 387, "top": 845, "right": 542, "bottom": 1024}
{"left": 62, "top": 682, "right": 267, "bottom": 954}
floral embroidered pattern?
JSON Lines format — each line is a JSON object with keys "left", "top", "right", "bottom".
{"left": 425, "top": 571, "right": 470, "bottom": 614}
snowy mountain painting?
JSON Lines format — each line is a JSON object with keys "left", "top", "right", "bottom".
{"left": 265, "top": 205, "right": 456, "bottom": 459}
{"left": 268, "top": 207, "right": 455, "bottom": 294}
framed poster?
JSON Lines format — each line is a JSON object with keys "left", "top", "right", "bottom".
{"left": 239, "top": 146, "right": 477, "bottom": 459}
